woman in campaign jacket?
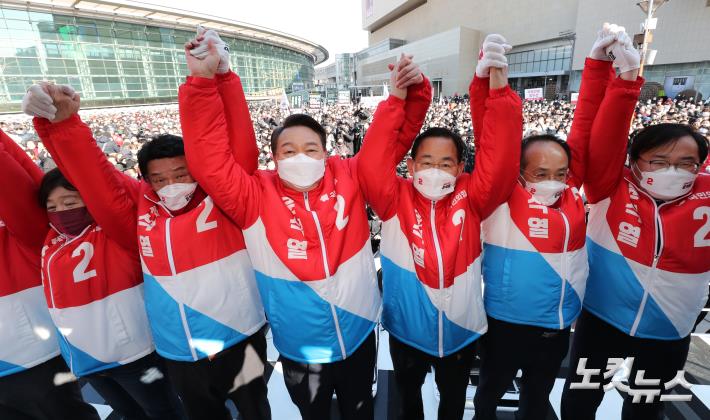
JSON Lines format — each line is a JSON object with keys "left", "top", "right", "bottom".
{"left": 179, "top": 47, "right": 429, "bottom": 420}
{"left": 472, "top": 25, "right": 640, "bottom": 420}
{"left": 28, "top": 88, "right": 185, "bottom": 419}
{"left": 0, "top": 129, "right": 99, "bottom": 420}
{"left": 561, "top": 28, "right": 710, "bottom": 420}
{"left": 357, "top": 38, "right": 522, "bottom": 420}
{"left": 23, "top": 31, "right": 272, "bottom": 420}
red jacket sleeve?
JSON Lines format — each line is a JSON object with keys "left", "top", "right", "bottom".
{"left": 356, "top": 96, "right": 407, "bottom": 220}
{"left": 357, "top": 79, "right": 432, "bottom": 220}
{"left": 0, "top": 138, "right": 48, "bottom": 249}
{"left": 584, "top": 76, "right": 644, "bottom": 204}
{"left": 179, "top": 78, "right": 261, "bottom": 229}
{"left": 566, "top": 58, "right": 616, "bottom": 187}
{"left": 34, "top": 115, "right": 141, "bottom": 251}
{"left": 214, "top": 71, "right": 259, "bottom": 175}
{"left": 0, "top": 130, "right": 43, "bottom": 185}
{"left": 467, "top": 85, "right": 523, "bottom": 219}
{"left": 469, "top": 75, "right": 490, "bottom": 153}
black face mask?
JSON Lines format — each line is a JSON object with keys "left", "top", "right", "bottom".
{"left": 48, "top": 207, "right": 94, "bottom": 236}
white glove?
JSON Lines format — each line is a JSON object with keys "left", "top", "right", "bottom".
{"left": 476, "top": 34, "right": 512, "bottom": 78}
{"left": 589, "top": 22, "right": 617, "bottom": 61}
{"left": 606, "top": 30, "right": 641, "bottom": 73}
{"left": 190, "top": 28, "right": 230, "bottom": 74}
{"left": 22, "top": 84, "right": 57, "bottom": 120}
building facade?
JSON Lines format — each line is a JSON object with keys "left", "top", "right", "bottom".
{"left": 0, "top": 0, "right": 327, "bottom": 111}
{"left": 359, "top": 0, "right": 710, "bottom": 100}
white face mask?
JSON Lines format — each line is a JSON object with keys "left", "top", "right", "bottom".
{"left": 524, "top": 179, "right": 567, "bottom": 206}
{"left": 634, "top": 164, "right": 696, "bottom": 200}
{"left": 413, "top": 168, "right": 457, "bottom": 201}
{"left": 277, "top": 153, "right": 325, "bottom": 189}
{"left": 157, "top": 182, "right": 198, "bottom": 211}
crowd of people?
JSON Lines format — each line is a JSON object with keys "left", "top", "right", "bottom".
{"left": 2, "top": 88, "right": 708, "bottom": 177}
{"left": 1, "top": 22, "right": 709, "bottom": 420}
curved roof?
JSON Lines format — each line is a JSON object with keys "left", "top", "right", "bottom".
{"left": 4, "top": 0, "right": 329, "bottom": 64}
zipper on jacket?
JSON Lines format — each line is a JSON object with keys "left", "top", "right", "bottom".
{"left": 44, "top": 225, "right": 93, "bottom": 373}
{"left": 629, "top": 194, "right": 665, "bottom": 337}
{"left": 304, "top": 191, "right": 347, "bottom": 360}
{"left": 164, "top": 217, "right": 198, "bottom": 361}
{"left": 557, "top": 210, "right": 570, "bottom": 330}
{"left": 430, "top": 201, "right": 446, "bottom": 358}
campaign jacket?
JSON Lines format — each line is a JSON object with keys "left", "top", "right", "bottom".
{"left": 580, "top": 74, "right": 710, "bottom": 340}
{"left": 0, "top": 131, "right": 59, "bottom": 378}
{"left": 39, "top": 71, "right": 266, "bottom": 363}
{"left": 179, "top": 78, "right": 395, "bottom": 364}
{"left": 479, "top": 59, "right": 616, "bottom": 330}
{"left": 36, "top": 117, "right": 153, "bottom": 377}
{"left": 359, "top": 77, "right": 523, "bottom": 357}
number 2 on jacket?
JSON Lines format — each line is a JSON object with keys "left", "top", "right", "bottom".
{"left": 694, "top": 206, "right": 710, "bottom": 247}
{"left": 72, "top": 242, "right": 97, "bottom": 283}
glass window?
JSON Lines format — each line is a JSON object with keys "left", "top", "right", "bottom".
{"left": 2, "top": 9, "right": 29, "bottom": 21}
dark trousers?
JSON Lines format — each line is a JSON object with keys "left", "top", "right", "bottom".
{"left": 473, "top": 316, "right": 570, "bottom": 420}
{"left": 561, "top": 309, "right": 691, "bottom": 420}
{"left": 0, "top": 356, "right": 99, "bottom": 420}
{"left": 164, "top": 327, "right": 271, "bottom": 420}
{"left": 390, "top": 334, "right": 477, "bottom": 420}
{"left": 281, "top": 331, "right": 376, "bottom": 420}
{"left": 86, "top": 351, "right": 186, "bottom": 420}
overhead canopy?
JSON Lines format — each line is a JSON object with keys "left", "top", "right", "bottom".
{"left": 3, "top": 0, "right": 329, "bottom": 64}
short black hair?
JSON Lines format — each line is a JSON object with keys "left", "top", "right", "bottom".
{"left": 137, "top": 134, "right": 185, "bottom": 178}
{"left": 38, "top": 168, "right": 77, "bottom": 207}
{"left": 629, "top": 123, "right": 708, "bottom": 163}
{"left": 270, "top": 114, "right": 327, "bottom": 153}
{"left": 521, "top": 134, "right": 572, "bottom": 169}
{"left": 411, "top": 127, "right": 466, "bottom": 162}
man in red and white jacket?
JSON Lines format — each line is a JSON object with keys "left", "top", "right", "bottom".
{"left": 358, "top": 43, "right": 522, "bottom": 419}
{"left": 179, "top": 46, "right": 428, "bottom": 419}
{"left": 561, "top": 27, "right": 710, "bottom": 420}
{"left": 0, "top": 130, "right": 99, "bottom": 420}
{"left": 23, "top": 31, "right": 271, "bottom": 420}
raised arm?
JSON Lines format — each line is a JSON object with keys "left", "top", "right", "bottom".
{"left": 30, "top": 88, "right": 141, "bottom": 251}
{"left": 584, "top": 29, "right": 644, "bottom": 203}
{"left": 469, "top": 75, "right": 489, "bottom": 153}
{"left": 357, "top": 57, "right": 432, "bottom": 219}
{"left": 0, "top": 132, "right": 48, "bottom": 249}
{"left": 179, "top": 45, "right": 261, "bottom": 228}
{"left": 566, "top": 58, "right": 615, "bottom": 186}
{"left": 468, "top": 35, "right": 523, "bottom": 218}
{"left": 0, "top": 130, "right": 43, "bottom": 185}
{"left": 356, "top": 96, "right": 407, "bottom": 220}
{"left": 566, "top": 24, "right": 619, "bottom": 186}
{"left": 188, "top": 29, "right": 259, "bottom": 175}
{"left": 468, "top": 76, "right": 523, "bottom": 218}
{"left": 215, "top": 71, "right": 259, "bottom": 175}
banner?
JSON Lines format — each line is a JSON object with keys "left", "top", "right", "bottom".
{"left": 570, "top": 92, "right": 579, "bottom": 104}
{"left": 663, "top": 76, "right": 695, "bottom": 99}
{"left": 338, "top": 90, "right": 350, "bottom": 105}
{"left": 309, "top": 94, "right": 321, "bottom": 109}
{"left": 360, "top": 95, "right": 385, "bottom": 108}
{"left": 524, "top": 88, "right": 544, "bottom": 101}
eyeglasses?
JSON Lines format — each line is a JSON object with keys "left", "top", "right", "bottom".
{"left": 522, "top": 170, "right": 569, "bottom": 183}
{"left": 416, "top": 161, "right": 458, "bottom": 170}
{"left": 637, "top": 158, "right": 700, "bottom": 173}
